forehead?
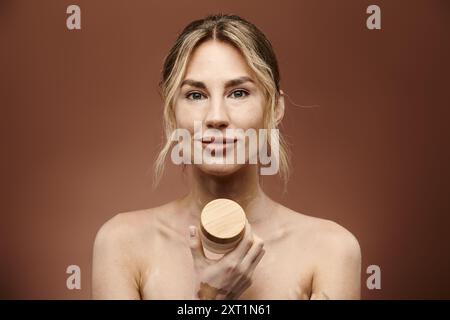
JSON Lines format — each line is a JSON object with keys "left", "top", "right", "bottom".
{"left": 183, "top": 40, "right": 254, "bottom": 81}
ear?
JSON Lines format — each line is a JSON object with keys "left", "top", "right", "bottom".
{"left": 275, "top": 89, "right": 285, "bottom": 126}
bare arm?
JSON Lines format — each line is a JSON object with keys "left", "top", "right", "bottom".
{"left": 91, "top": 214, "right": 141, "bottom": 299}
{"left": 310, "top": 222, "right": 362, "bottom": 300}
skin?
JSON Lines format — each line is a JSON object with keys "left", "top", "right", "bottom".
{"left": 92, "top": 40, "right": 362, "bottom": 300}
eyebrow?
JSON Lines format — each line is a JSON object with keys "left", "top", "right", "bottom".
{"left": 180, "top": 76, "right": 255, "bottom": 90}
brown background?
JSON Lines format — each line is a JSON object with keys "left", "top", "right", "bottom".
{"left": 1, "top": 0, "right": 449, "bottom": 299}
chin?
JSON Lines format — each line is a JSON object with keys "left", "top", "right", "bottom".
{"left": 196, "top": 162, "right": 245, "bottom": 177}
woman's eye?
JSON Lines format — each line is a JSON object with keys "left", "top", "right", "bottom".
{"left": 186, "top": 92, "right": 205, "bottom": 100}
{"left": 229, "top": 89, "right": 249, "bottom": 99}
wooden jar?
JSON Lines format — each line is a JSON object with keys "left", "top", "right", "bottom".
{"left": 200, "top": 198, "right": 247, "bottom": 254}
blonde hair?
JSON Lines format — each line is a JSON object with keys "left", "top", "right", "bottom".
{"left": 153, "top": 14, "right": 291, "bottom": 188}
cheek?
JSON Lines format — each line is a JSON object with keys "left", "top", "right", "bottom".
{"left": 229, "top": 102, "right": 265, "bottom": 130}
{"left": 174, "top": 102, "right": 199, "bottom": 131}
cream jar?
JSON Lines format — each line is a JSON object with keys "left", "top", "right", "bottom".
{"left": 200, "top": 198, "right": 246, "bottom": 254}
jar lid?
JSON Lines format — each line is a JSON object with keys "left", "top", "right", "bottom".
{"left": 200, "top": 198, "right": 246, "bottom": 245}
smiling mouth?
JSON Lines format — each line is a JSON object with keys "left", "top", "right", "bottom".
{"left": 196, "top": 137, "right": 239, "bottom": 156}
{"left": 200, "top": 137, "right": 238, "bottom": 145}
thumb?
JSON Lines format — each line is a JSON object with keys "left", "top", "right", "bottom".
{"left": 188, "top": 225, "right": 206, "bottom": 262}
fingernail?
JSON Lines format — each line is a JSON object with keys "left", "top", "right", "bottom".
{"left": 189, "top": 226, "right": 196, "bottom": 237}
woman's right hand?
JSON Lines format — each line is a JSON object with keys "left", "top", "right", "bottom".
{"left": 188, "top": 222, "right": 265, "bottom": 300}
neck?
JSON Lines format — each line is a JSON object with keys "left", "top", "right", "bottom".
{"left": 181, "top": 165, "right": 274, "bottom": 225}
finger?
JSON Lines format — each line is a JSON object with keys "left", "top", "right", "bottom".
{"left": 188, "top": 225, "right": 206, "bottom": 263}
{"left": 232, "top": 249, "right": 266, "bottom": 288}
{"left": 228, "top": 248, "right": 265, "bottom": 297}
{"left": 222, "top": 222, "right": 254, "bottom": 263}
{"left": 226, "top": 274, "right": 252, "bottom": 300}
{"left": 239, "top": 236, "right": 264, "bottom": 270}
{"left": 243, "top": 248, "right": 265, "bottom": 279}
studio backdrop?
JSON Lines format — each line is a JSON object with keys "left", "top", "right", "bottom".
{"left": 0, "top": 0, "right": 449, "bottom": 299}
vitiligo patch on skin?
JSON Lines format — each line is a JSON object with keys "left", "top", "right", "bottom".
{"left": 198, "top": 281, "right": 228, "bottom": 299}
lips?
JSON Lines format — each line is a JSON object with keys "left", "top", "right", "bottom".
{"left": 197, "top": 136, "right": 238, "bottom": 155}
{"left": 201, "top": 136, "right": 237, "bottom": 144}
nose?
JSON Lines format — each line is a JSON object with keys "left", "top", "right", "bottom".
{"left": 204, "top": 97, "right": 230, "bottom": 130}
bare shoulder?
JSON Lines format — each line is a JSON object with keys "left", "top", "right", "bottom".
{"left": 276, "top": 204, "right": 361, "bottom": 260}
{"left": 275, "top": 205, "right": 362, "bottom": 298}
{"left": 93, "top": 201, "right": 177, "bottom": 255}
{"left": 91, "top": 204, "right": 178, "bottom": 299}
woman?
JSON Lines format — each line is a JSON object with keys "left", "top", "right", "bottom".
{"left": 92, "top": 14, "right": 361, "bottom": 300}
